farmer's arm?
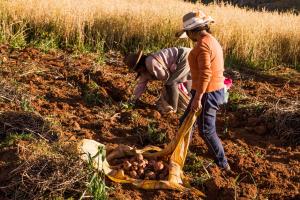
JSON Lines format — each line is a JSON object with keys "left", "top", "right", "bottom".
{"left": 132, "top": 74, "right": 149, "bottom": 100}
{"left": 194, "top": 41, "right": 212, "bottom": 100}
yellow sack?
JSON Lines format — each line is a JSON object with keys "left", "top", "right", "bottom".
{"left": 78, "top": 111, "right": 204, "bottom": 197}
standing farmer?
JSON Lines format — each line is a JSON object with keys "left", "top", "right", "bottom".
{"left": 125, "top": 47, "right": 191, "bottom": 113}
{"left": 177, "top": 10, "right": 231, "bottom": 171}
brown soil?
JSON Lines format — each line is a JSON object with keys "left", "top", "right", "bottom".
{"left": 0, "top": 45, "right": 299, "bottom": 199}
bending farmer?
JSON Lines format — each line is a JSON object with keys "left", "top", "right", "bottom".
{"left": 177, "top": 10, "right": 231, "bottom": 171}
{"left": 125, "top": 47, "right": 191, "bottom": 113}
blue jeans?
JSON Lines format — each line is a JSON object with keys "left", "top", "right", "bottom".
{"left": 180, "top": 88, "right": 228, "bottom": 168}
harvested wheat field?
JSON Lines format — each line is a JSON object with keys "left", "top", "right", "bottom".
{"left": 0, "top": 0, "right": 300, "bottom": 200}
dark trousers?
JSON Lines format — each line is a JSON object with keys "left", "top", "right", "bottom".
{"left": 180, "top": 88, "right": 228, "bottom": 168}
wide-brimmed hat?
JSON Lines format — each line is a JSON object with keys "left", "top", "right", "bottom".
{"left": 176, "top": 10, "right": 214, "bottom": 38}
{"left": 124, "top": 50, "right": 143, "bottom": 71}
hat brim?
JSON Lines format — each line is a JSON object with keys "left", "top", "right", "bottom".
{"left": 132, "top": 50, "right": 143, "bottom": 71}
{"left": 176, "top": 17, "right": 215, "bottom": 39}
{"left": 175, "top": 30, "right": 188, "bottom": 39}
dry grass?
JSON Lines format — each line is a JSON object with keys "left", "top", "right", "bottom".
{"left": 0, "top": 0, "right": 300, "bottom": 68}
{"left": 262, "top": 100, "right": 300, "bottom": 145}
{"left": 0, "top": 139, "right": 89, "bottom": 199}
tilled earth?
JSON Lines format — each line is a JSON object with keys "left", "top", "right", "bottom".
{"left": 0, "top": 45, "right": 299, "bottom": 199}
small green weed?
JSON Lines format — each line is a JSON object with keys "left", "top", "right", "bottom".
{"left": 229, "top": 91, "right": 246, "bottom": 102}
{"left": 20, "top": 97, "right": 34, "bottom": 112}
{"left": 184, "top": 152, "right": 204, "bottom": 173}
{"left": 234, "top": 171, "right": 257, "bottom": 200}
{"left": 120, "top": 101, "right": 134, "bottom": 110}
{"left": 255, "top": 150, "right": 264, "bottom": 158}
{"left": 82, "top": 81, "right": 110, "bottom": 105}
{"left": 184, "top": 152, "right": 212, "bottom": 189}
{"left": 10, "top": 30, "right": 27, "bottom": 49}
{"left": 95, "top": 40, "right": 106, "bottom": 65}
{"left": 147, "top": 123, "right": 166, "bottom": 144}
{"left": 80, "top": 145, "right": 110, "bottom": 200}
{"left": 0, "top": 133, "right": 33, "bottom": 148}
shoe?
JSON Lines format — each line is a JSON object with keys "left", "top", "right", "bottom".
{"left": 156, "top": 97, "right": 174, "bottom": 114}
{"left": 221, "top": 164, "right": 234, "bottom": 176}
{"left": 223, "top": 164, "right": 231, "bottom": 172}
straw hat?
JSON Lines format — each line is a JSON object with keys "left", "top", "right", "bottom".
{"left": 176, "top": 10, "right": 214, "bottom": 38}
{"left": 124, "top": 50, "right": 143, "bottom": 71}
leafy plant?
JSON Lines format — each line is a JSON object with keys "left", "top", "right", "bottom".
{"left": 120, "top": 101, "right": 134, "bottom": 110}
{"left": 80, "top": 145, "right": 110, "bottom": 200}
{"left": 183, "top": 152, "right": 212, "bottom": 189}
{"left": 82, "top": 81, "right": 111, "bottom": 106}
{"left": 20, "top": 97, "right": 34, "bottom": 112}
{"left": 0, "top": 133, "right": 33, "bottom": 148}
{"left": 147, "top": 123, "right": 166, "bottom": 144}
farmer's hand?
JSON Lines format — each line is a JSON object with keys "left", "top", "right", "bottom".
{"left": 191, "top": 95, "right": 203, "bottom": 112}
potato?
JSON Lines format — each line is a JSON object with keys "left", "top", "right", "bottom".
{"left": 137, "top": 168, "right": 144, "bottom": 176}
{"left": 154, "top": 161, "right": 164, "bottom": 171}
{"left": 136, "top": 153, "right": 143, "bottom": 161}
{"left": 132, "top": 165, "right": 138, "bottom": 171}
{"left": 132, "top": 161, "right": 138, "bottom": 166}
{"left": 123, "top": 160, "right": 132, "bottom": 171}
{"left": 138, "top": 160, "right": 147, "bottom": 168}
{"left": 144, "top": 159, "right": 148, "bottom": 165}
{"left": 148, "top": 160, "right": 156, "bottom": 166}
{"left": 129, "top": 170, "right": 138, "bottom": 178}
{"left": 145, "top": 171, "right": 156, "bottom": 180}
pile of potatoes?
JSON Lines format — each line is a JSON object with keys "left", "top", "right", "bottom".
{"left": 111, "top": 153, "right": 169, "bottom": 180}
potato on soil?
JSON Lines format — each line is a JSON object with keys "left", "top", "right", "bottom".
{"left": 137, "top": 168, "right": 144, "bottom": 176}
{"left": 138, "top": 160, "right": 147, "bottom": 168}
{"left": 154, "top": 161, "right": 164, "bottom": 171}
{"left": 129, "top": 170, "right": 138, "bottom": 178}
{"left": 136, "top": 153, "right": 143, "bottom": 161}
{"left": 145, "top": 171, "right": 156, "bottom": 180}
{"left": 132, "top": 165, "right": 138, "bottom": 171}
{"left": 123, "top": 160, "right": 132, "bottom": 171}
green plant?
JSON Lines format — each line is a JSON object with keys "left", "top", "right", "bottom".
{"left": 95, "top": 40, "right": 106, "bottom": 65}
{"left": 120, "top": 101, "right": 134, "bottom": 110}
{"left": 82, "top": 81, "right": 110, "bottom": 105}
{"left": 0, "top": 133, "right": 33, "bottom": 148}
{"left": 183, "top": 152, "right": 212, "bottom": 189}
{"left": 8, "top": 22, "right": 27, "bottom": 49}
{"left": 88, "top": 81, "right": 99, "bottom": 90}
{"left": 184, "top": 152, "right": 204, "bottom": 173}
{"left": 191, "top": 174, "right": 210, "bottom": 188}
{"left": 20, "top": 97, "right": 34, "bottom": 112}
{"left": 32, "top": 31, "right": 59, "bottom": 52}
{"left": 234, "top": 171, "right": 257, "bottom": 200}
{"left": 147, "top": 123, "right": 166, "bottom": 144}
{"left": 229, "top": 91, "right": 246, "bottom": 102}
{"left": 255, "top": 150, "right": 264, "bottom": 158}
{"left": 80, "top": 146, "right": 109, "bottom": 200}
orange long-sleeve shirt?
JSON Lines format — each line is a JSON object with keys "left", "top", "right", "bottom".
{"left": 188, "top": 33, "right": 225, "bottom": 94}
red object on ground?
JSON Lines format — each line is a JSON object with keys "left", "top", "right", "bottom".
{"left": 224, "top": 78, "right": 233, "bottom": 89}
